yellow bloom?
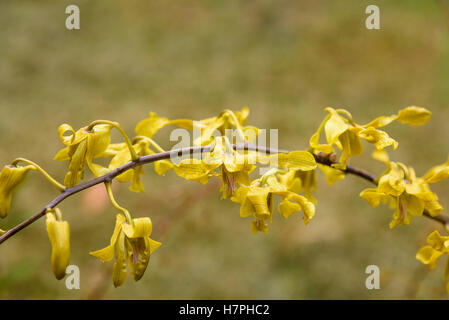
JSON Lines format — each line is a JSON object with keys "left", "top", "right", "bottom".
{"left": 90, "top": 214, "right": 161, "bottom": 287}
{"left": 0, "top": 164, "right": 35, "bottom": 218}
{"left": 416, "top": 230, "right": 449, "bottom": 292}
{"left": 232, "top": 174, "right": 315, "bottom": 234}
{"left": 107, "top": 141, "right": 149, "bottom": 193}
{"left": 310, "top": 106, "right": 431, "bottom": 168}
{"left": 360, "top": 153, "right": 443, "bottom": 228}
{"left": 46, "top": 209, "right": 70, "bottom": 280}
{"left": 54, "top": 123, "right": 112, "bottom": 187}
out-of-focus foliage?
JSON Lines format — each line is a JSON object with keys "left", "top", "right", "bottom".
{"left": 1, "top": 0, "right": 449, "bottom": 299}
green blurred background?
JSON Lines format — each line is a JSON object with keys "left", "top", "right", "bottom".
{"left": 1, "top": 0, "right": 449, "bottom": 299}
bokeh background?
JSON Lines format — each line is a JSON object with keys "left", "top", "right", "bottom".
{"left": 1, "top": 0, "right": 449, "bottom": 299}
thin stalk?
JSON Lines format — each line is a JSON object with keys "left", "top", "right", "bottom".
{"left": 11, "top": 158, "right": 65, "bottom": 192}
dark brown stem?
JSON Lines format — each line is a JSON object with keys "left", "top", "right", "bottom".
{"left": 1, "top": 143, "right": 448, "bottom": 245}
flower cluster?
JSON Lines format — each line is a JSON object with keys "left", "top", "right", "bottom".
{"left": 2, "top": 105, "right": 449, "bottom": 293}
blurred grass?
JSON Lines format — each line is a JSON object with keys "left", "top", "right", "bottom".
{"left": 1, "top": 0, "right": 449, "bottom": 299}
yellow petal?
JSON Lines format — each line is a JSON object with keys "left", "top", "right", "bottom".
{"left": 87, "top": 124, "right": 112, "bottom": 159}
{"left": 317, "top": 164, "right": 345, "bottom": 186}
{"left": 291, "top": 193, "right": 315, "bottom": 224}
{"left": 404, "top": 194, "right": 424, "bottom": 217}
{"left": 276, "top": 151, "right": 317, "bottom": 171}
{"left": 397, "top": 106, "right": 432, "bottom": 126}
{"left": 194, "top": 116, "right": 225, "bottom": 146}
{"left": 371, "top": 150, "right": 390, "bottom": 165}
{"left": 424, "top": 163, "right": 449, "bottom": 184}
{"left": 338, "top": 130, "right": 363, "bottom": 167}
{"left": 154, "top": 160, "right": 174, "bottom": 176}
{"left": 235, "top": 106, "right": 250, "bottom": 125}
{"left": 89, "top": 244, "right": 116, "bottom": 262}
{"left": 309, "top": 113, "right": 334, "bottom": 154}
{"left": 357, "top": 127, "right": 398, "bottom": 150}
{"left": 54, "top": 147, "right": 70, "bottom": 161}
{"left": 362, "top": 114, "right": 398, "bottom": 128}
{"left": 57, "top": 124, "right": 76, "bottom": 146}
{"left": 416, "top": 245, "right": 443, "bottom": 269}
{"left": 444, "top": 257, "right": 449, "bottom": 281}
{"left": 129, "top": 167, "right": 145, "bottom": 193}
{"left": 112, "top": 232, "right": 128, "bottom": 288}
{"left": 426, "top": 230, "right": 449, "bottom": 251}
{"left": 90, "top": 214, "right": 125, "bottom": 262}
{"left": 64, "top": 139, "right": 88, "bottom": 187}
{"left": 0, "top": 165, "right": 35, "bottom": 218}
{"left": 246, "top": 187, "right": 271, "bottom": 219}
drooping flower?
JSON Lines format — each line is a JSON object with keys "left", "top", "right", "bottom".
{"left": 232, "top": 174, "right": 315, "bottom": 234}
{"left": 0, "top": 164, "right": 35, "bottom": 218}
{"left": 360, "top": 151, "right": 443, "bottom": 228}
{"left": 279, "top": 168, "right": 317, "bottom": 204}
{"left": 54, "top": 123, "right": 112, "bottom": 187}
{"left": 46, "top": 209, "right": 70, "bottom": 280}
{"left": 310, "top": 106, "right": 432, "bottom": 168}
{"left": 416, "top": 230, "right": 449, "bottom": 292}
{"left": 90, "top": 214, "right": 161, "bottom": 287}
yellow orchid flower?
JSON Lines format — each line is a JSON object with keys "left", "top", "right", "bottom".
{"left": 310, "top": 106, "right": 432, "bottom": 168}
{"left": 232, "top": 174, "right": 315, "bottom": 234}
{"left": 54, "top": 123, "right": 112, "bottom": 187}
{"left": 0, "top": 164, "right": 35, "bottom": 218}
{"left": 46, "top": 209, "right": 70, "bottom": 280}
{"left": 202, "top": 137, "right": 255, "bottom": 198}
{"left": 416, "top": 230, "right": 449, "bottom": 292}
{"left": 360, "top": 152, "right": 443, "bottom": 228}
{"left": 90, "top": 214, "right": 161, "bottom": 287}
